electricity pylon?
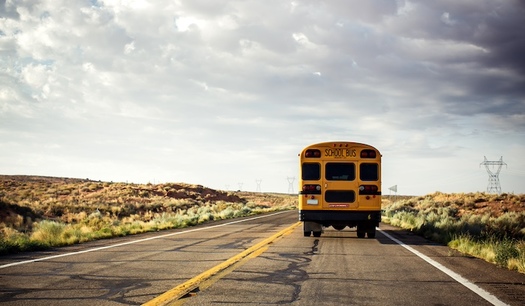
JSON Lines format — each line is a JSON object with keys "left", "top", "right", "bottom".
{"left": 287, "top": 177, "right": 295, "bottom": 194}
{"left": 480, "top": 156, "right": 507, "bottom": 194}
{"left": 256, "top": 179, "right": 262, "bottom": 192}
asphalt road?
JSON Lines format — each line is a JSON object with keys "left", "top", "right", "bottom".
{"left": 1, "top": 210, "right": 524, "bottom": 305}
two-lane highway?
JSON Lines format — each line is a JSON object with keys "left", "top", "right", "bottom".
{"left": 1, "top": 210, "right": 524, "bottom": 305}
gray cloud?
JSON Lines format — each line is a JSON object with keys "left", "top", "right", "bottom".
{"left": 0, "top": 0, "right": 20, "bottom": 20}
{"left": 0, "top": 0, "right": 523, "bottom": 194}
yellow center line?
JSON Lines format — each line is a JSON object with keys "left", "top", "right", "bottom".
{"left": 143, "top": 221, "right": 301, "bottom": 306}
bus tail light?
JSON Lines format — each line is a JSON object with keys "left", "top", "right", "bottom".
{"left": 359, "top": 185, "right": 380, "bottom": 195}
{"left": 301, "top": 184, "right": 321, "bottom": 194}
{"left": 360, "top": 149, "right": 376, "bottom": 158}
{"left": 305, "top": 149, "right": 321, "bottom": 158}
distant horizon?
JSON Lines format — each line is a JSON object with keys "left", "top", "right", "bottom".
{"left": 1, "top": 173, "right": 521, "bottom": 197}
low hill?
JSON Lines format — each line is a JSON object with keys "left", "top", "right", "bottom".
{"left": 0, "top": 175, "right": 297, "bottom": 253}
{"left": 383, "top": 192, "right": 525, "bottom": 217}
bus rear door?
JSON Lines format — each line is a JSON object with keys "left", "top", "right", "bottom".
{"left": 322, "top": 161, "right": 359, "bottom": 210}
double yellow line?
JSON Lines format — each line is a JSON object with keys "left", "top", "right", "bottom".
{"left": 143, "top": 221, "right": 301, "bottom": 306}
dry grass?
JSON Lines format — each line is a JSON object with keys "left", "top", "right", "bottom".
{"left": 382, "top": 192, "right": 525, "bottom": 273}
{"left": 0, "top": 175, "right": 297, "bottom": 254}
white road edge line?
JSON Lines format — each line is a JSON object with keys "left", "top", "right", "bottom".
{"left": 378, "top": 229, "right": 509, "bottom": 306}
{"left": 0, "top": 211, "right": 290, "bottom": 269}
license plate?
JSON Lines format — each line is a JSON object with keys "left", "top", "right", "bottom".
{"left": 329, "top": 204, "right": 349, "bottom": 208}
{"left": 307, "top": 199, "right": 318, "bottom": 205}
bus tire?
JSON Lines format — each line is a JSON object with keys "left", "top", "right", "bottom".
{"left": 356, "top": 224, "right": 366, "bottom": 238}
{"left": 304, "top": 231, "right": 311, "bottom": 237}
{"left": 367, "top": 227, "right": 376, "bottom": 238}
{"left": 313, "top": 231, "right": 322, "bottom": 237}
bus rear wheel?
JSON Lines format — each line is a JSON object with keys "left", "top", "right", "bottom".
{"left": 304, "top": 231, "right": 311, "bottom": 237}
{"left": 313, "top": 231, "right": 322, "bottom": 237}
{"left": 367, "top": 227, "right": 376, "bottom": 238}
{"left": 356, "top": 224, "right": 366, "bottom": 238}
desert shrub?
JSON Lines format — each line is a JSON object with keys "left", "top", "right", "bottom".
{"left": 30, "top": 220, "right": 66, "bottom": 246}
{"left": 219, "top": 207, "right": 235, "bottom": 219}
{"left": 179, "top": 214, "right": 199, "bottom": 227}
{"left": 458, "top": 214, "right": 485, "bottom": 237}
{"left": 60, "top": 227, "right": 84, "bottom": 245}
{"left": 0, "top": 236, "right": 17, "bottom": 254}
{"left": 1, "top": 228, "right": 26, "bottom": 254}
{"left": 0, "top": 229, "right": 47, "bottom": 254}
{"left": 237, "top": 205, "right": 252, "bottom": 216}
{"left": 198, "top": 212, "right": 214, "bottom": 223}
{"left": 508, "top": 241, "right": 525, "bottom": 272}
{"left": 488, "top": 212, "right": 525, "bottom": 239}
{"left": 387, "top": 210, "right": 424, "bottom": 231}
{"left": 87, "top": 183, "right": 102, "bottom": 192}
{"left": 138, "top": 190, "right": 150, "bottom": 197}
{"left": 494, "top": 238, "right": 520, "bottom": 268}
{"left": 81, "top": 210, "right": 112, "bottom": 230}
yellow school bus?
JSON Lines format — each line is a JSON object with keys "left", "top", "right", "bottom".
{"left": 298, "top": 141, "right": 381, "bottom": 238}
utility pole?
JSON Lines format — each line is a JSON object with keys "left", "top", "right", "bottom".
{"left": 480, "top": 156, "right": 507, "bottom": 194}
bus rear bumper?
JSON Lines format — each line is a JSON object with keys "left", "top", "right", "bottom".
{"left": 299, "top": 210, "right": 381, "bottom": 225}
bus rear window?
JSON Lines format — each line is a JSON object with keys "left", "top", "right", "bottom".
{"left": 302, "top": 163, "right": 320, "bottom": 180}
{"left": 325, "top": 163, "right": 355, "bottom": 181}
{"left": 360, "top": 163, "right": 378, "bottom": 181}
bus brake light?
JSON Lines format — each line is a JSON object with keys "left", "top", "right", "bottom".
{"left": 301, "top": 184, "right": 321, "bottom": 194}
{"left": 359, "top": 185, "right": 379, "bottom": 195}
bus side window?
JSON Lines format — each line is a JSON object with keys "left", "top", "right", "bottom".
{"left": 302, "top": 163, "right": 320, "bottom": 180}
{"left": 360, "top": 163, "right": 378, "bottom": 181}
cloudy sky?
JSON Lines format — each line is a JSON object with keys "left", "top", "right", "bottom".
{"left": 1, "top": 0, "right": 524, "bottom": 195}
